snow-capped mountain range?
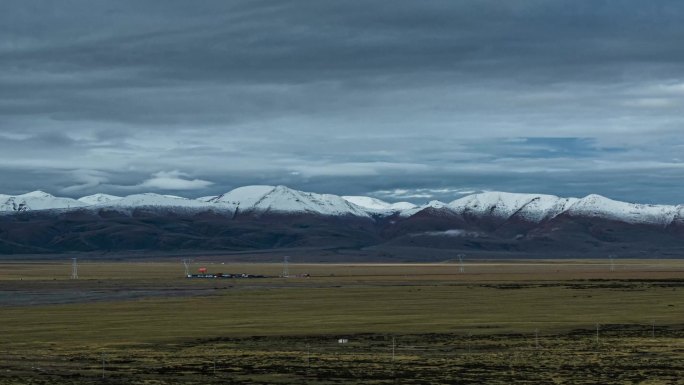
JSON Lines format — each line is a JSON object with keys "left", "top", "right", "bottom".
{"left": 1, "top": 185, "right": 683, "bottom": 227}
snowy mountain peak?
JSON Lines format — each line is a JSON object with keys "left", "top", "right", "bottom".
{"left": 19, "top": 190, "right": 55, "bottom": 198}
{"left": 0, "top": 186, "right": 681, "bottom": 226}
{"left": 450, "top": 191, "right": 562, "bottom": 210}
{"left": 447, "top": 191, "right": 575, "bottom": 222}
{"left": 210, "top": 185, "right": 276, "bottom": 206}
{"left": 201, "top": 185, "right": 370, "bottom": 217}
{"left": 0, "top": 191, "right": 86, "bottom": 212}
{"left": 236, "top": 185, "right": 370, "bottom": 217}
{"left": 575, "top": 194, "right": 612, "bottom": 205}
{"left": 566, "top": 194, "right": 676, "bottom": 226}
{"left": 78, "top": 193, "right": 123, "bottom": 205}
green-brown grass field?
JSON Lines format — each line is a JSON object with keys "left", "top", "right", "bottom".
{"left": 1, "top": 259, "right": 683, "bottom": 384}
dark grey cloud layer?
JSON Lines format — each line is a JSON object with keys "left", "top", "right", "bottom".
{"left": 1, "top": 1, "right": 684, "bottom": 203}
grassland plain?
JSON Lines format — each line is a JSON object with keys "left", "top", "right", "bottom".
{"left": 1, "top": 260, "right": 683, "bottom": 384}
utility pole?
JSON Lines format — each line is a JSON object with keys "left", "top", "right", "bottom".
{"left": 71, "top": 258, "right": 78, "bottom": 279}
{"left": 535, "top": 328, "right": 539, "bottom": 349}
{"left": 306, "top": 343, "right": 310, "bottom": 376}
{"left": 283, "top": 256, "right": 289, "bottom": 278}
{"left": 390, "top": 336, "right": 396, "bottom": 379}
{"left": 467, "top": 332, "right": 472, "bottom": 353}
{"left": 392, "top": 337, "right": 396, "bottom": 362}
{"left": 101, "top": 352, "right": 106, "bottom": 379}
{"left": 608, "top": 255, "right": 616, "bottom": 272}
{"left": 182, "top": 259, "right": 191, "bottom": 276}
{"left": 651, "top": 320, "right": 656, "bottom": 339}
{"left": 457, "top": 254, "right": 465, "bottom": 273}
{"left": 595, "top": 323, "right": 600, "bottom": 344}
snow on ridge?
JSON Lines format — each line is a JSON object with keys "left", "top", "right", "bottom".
{"left": 209, "top": 185, "right": 276, "bottom": 208}
{"left": 390, "top": 201, "right": 418, "bottom": 210}
{"left": 0, "top": 191, "right": 87, "bottom": 212}
{"left": 440, "top": 191, "right": 677, "bottom": 226}
{"left": 0, "top": 187, "right": 681, "bottom": 225}
{"left": 447, "top": 191, "right": 581, "bottom": 223}
{"left": 244, "top": 185, "right": 370, "bottom": 217}
{"left": 449, "top": 191, "right": 560, "bottom": 216}
{"left": 78, "top": 193, "right": 123, "bottom": 205}
{"left": 517, "top": 196, "right": 579, "bottom": 222}
{"left": 399, "top": 200, "right": 450, "bottom": 217}
{"left": 18, "top": 190, "right": 55, "bottom": 198}
{"left": 196, "top": 185, "right": 371, "bottom": 217}
{"left": 0, "top": 186, "right": 371, "bottom": 217}
{"left": 342, "top": 196, "right": 393, "bottom": 210}
{"left": 196, "top": 195, "right": 219, "bottom": 202}
{"left": 673, "top": 205, "right": 684, "bottom": 225}
{"left": 99, "top": 193, "right": 209, "bottom": 208}
{"left": 565, "top": 194, "right": 677, "bottom": 226}
{"left": 342, "top": 196, "right": 417, "bottom": 212}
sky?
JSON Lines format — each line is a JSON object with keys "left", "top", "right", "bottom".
{"left": 1, "top": 0, "right": 684, "bottom": 204}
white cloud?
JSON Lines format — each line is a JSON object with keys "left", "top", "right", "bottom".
{"left": 138, "top": 171, "right": 213, "bottom": 190}
{"left": 651, "top": 82, "right": 684, "bottom": 95}
{"left": 292, "top": 162, "right": 430, "bottom": 177}
{"left": 373, "top": 187, "right": 482, "bottom": 200}
{"left": 60, "top": 169, "right": 110, "bottom": 193}
{"left": 624, "top": 98, "right": 676, "bottom": 108}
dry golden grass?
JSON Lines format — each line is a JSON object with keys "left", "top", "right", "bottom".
{"left": 1, "top": 259, "right": 683, "bottom": 384}
{"left": 2, "top": 258, "right": 683, "bottom": 281}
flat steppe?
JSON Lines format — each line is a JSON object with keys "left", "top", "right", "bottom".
{"left": 1, "top": 259, "right": 683, "bottom": 384}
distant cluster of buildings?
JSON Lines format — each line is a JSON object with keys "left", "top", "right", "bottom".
{"left": 186, "top": 272, "right": 268, "bottom": 279}
{"left": 184, "top": 259, "right": 309, "bottom": 279}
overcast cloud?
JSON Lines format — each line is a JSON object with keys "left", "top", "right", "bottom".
{"left": 1, "top": 0, "right": 684, "bottom": 203}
